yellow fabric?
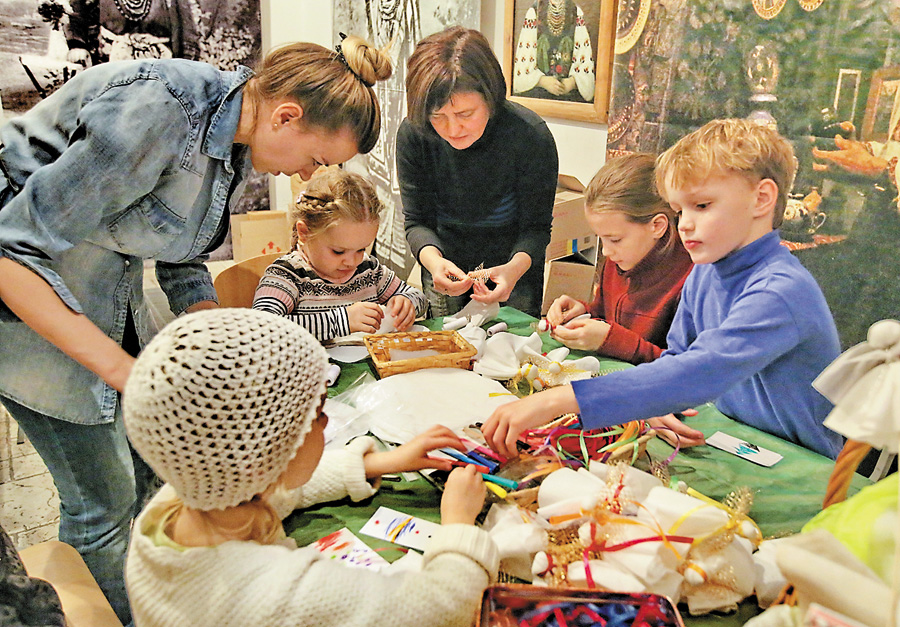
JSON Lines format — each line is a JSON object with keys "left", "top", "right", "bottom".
{"left": 146, "top": 507, "right": 188, "bottom": 553}
{"left": 802, "top": 473, "right": 897, "bottom": 582}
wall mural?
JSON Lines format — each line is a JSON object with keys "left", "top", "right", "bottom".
{"left": 607, "top": 0, "right": 900, "bottom": 348}
{"left": 0, "top": 0, "right": 262, "bottom": 259}
{"left": 333, "top": 0, "right": 480, "bottom": 280}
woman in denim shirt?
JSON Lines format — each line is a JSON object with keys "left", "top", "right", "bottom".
{"left": 0, "top": 35, "right": 392, "bottom": 624}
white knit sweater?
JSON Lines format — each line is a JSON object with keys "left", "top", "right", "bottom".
{"left": 125, "top": 437, "right": 499, "bottom": 627}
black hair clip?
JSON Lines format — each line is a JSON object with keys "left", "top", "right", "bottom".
{"left": 334, "top": 32, "right": 350, "bottom": 70}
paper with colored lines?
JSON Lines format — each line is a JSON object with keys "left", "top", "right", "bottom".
{"left": 312, "top": 527, "right": 388, "bottom": 571}
{"left": 359, "top": 506, "right": 439, "bottom": 552}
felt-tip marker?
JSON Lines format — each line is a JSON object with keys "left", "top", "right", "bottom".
{"left": 460, "top": 437, "right": 506, "bottom": 463}
{"left": 429, "top": 457, "right": 490, "bottom": 474}
{"left": 481, "top": 473, "right": 518, "bottom": 491}
{"left": 463, "top": 450, "right": 499, "bottom": 473}
{"left": 440, "top": 447, "right": 483, "bottom": 467}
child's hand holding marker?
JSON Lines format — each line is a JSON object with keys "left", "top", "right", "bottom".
{"left": 363, "top": 425, "right": 468, "bottom": 477}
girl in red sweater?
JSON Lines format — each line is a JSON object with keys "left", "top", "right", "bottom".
{"left": 547, "top": 153, "right": 693, "bottom": 364}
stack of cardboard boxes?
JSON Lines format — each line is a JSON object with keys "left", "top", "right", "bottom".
{"left": 541, "top": 176, "right": 600, "bottom": 315}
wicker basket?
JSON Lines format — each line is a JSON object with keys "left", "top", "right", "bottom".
{"left": 364, "top": 330, "right": 477, "bottom": 378}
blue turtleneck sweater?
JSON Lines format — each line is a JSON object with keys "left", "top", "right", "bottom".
{"left": 572, "top": 231, "right": 843, "bottom": 459}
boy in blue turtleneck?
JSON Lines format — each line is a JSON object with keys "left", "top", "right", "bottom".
{"left": 482, "top": 118, "right": 844, "bottom": 460}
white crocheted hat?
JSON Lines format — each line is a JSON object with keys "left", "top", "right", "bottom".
{"left": 124, "top": 308, "right": 329, "bottom": 511}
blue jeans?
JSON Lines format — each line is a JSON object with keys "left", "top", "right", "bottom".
{"left": 2, "top": 395, "right": 152, "bottom": 626}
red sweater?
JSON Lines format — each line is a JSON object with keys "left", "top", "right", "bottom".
{"left": 585, "top": 229, "right": 693, "bottom": 364}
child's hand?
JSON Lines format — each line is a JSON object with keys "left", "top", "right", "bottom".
{"left": 432, "top": 258, "right": 473, "bottom": 297}
{"left": 363, "top": 425, "right": 467, "bottom": 478}
{"left": 388, "top": 295, "right": 415, "bottom": 331}
{"left": 440, "top": 465, "right": 486, "bottom": 526}
{"left": 552, "top": 319, "right": 610, "bottom": 352}
{"left": 347, "top": 302, "right": 384, "bottom": 333}
{"left": 547, "top": 296, "right": 587, "bottom": 327}
{"left": 482, "top": 386, "right": 579, "bottom": 459}
{"left": 648, "top": 410, "right": 705, "bottom": 447}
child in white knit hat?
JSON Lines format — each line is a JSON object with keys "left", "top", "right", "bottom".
{"left": 123, "top": 308, "right": 498, "bottom": 626}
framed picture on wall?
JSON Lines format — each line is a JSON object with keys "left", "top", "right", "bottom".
{"left": 861, "top": 66, "right": 900, "bottom": 143}
{"left": 502, "top": 0, "right": 616, "bottom": 123}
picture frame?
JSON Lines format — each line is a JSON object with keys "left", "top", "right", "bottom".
{"left": 833, "top": 68, "right": 862, "bottom": 127}
{"left": 861, "top": 66, "right": 900, "bottom": 143}
{"left": 502, "top": 0, "right": 617, "bottom": 123}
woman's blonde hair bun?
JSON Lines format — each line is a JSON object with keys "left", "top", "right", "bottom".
{"left": 340, "top": 35, "right": 393, "bottom": 87}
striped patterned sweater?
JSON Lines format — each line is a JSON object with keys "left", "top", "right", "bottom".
{"left": 252, "top": 251, "right": 427, "bottom": 341}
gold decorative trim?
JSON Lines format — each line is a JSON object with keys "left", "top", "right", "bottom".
{"left": 615, "top": 0, "right": 652, "bottom": 54}
{"left": 752, "top": 0, "right": 787, "bottom": 20}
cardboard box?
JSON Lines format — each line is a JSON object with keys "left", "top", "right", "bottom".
{"left": 546, "top": 177, "right": 596, "bottom": 262}
{"left": 541, "top": 250, "right": 598, "bottom": 315}
{"left": 231, "top": 210, "right": 291, "bottom": 262}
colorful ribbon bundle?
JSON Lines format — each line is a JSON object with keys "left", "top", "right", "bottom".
{"left": 520, "top": 417, "right": 651, "bottom": 466}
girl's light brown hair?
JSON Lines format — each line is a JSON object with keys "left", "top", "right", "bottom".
{"left": 585, "top": 153, "right": 674, "bottom": 225}
{"left": 290, "top": 168, "right": 384, "bottom": 248}
{"left": 405, "top": 26, "right": 506, "bottom": 130}
{"left": 654, "top": 118, "right": 797, "bottom": 228}
{"left": 245, "top": 36, "right": 393, "bottom": 154}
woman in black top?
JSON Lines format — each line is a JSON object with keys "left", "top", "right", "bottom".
{"left": 397, "top": 26, "right": 558, "bottom": 317}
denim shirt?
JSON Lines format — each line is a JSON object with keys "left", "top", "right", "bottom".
{"left": 0, "top": 59, "right": 254, "bottom": 425}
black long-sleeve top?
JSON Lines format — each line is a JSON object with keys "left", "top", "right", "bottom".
{"left": 397, "top": 100, "right": 558, "bottom": 276}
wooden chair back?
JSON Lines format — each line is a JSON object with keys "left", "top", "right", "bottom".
{"left": 213, "top": 252, "right": 283, "bottom": 308}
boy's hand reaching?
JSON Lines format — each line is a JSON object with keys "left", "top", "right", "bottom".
{"left": 363, "top": 425, "right": 467, "bottom": 478}
{"left": 440, "top": 465, "right": 486, "bottom": 525}
{"left": 347, "top": 302, "right": 384, "bottom": 333}
{"left": 551, "top": 318, "right": 610, "bottom": 351}
{"left": 546, "top": 295, "right": 586, "bottom": 327}
{"left": 387, "top": 295, "right": 416, "bottom": 331}
{"left": 481, "top": 386, "right": 579, "bottom": 459}
{"left": 648, "top": 409, "right": 705, "bottom": 448}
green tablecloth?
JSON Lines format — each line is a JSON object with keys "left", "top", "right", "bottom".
{"left": 289, "top": 307, "right": 871, "bottom": 625}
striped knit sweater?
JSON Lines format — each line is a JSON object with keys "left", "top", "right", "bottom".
{"left": 252, "top": 250, "right": 427, "bottom": 341}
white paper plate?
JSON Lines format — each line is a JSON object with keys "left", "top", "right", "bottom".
{"left": 353, "top": 368, "right": 517, "bottom": 443}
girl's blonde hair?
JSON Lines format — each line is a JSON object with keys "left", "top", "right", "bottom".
{"left": 159, "top": 496, "right": 284, "bottom": 546}
{"left": 245, "top": 36, "right": 393, "bottom": 153}
{"left": 291, "top": 168, "right": 384, "bottom": 248}
{"left": 585, "top": 153, "right": 674, "bottom": 225}
{"left": 654, "top": 118, "right": 797, "bottom": 228}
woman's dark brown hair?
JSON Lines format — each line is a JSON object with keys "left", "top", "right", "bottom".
{"left": 405, "top": 26, "right": 506, "bottom": 130}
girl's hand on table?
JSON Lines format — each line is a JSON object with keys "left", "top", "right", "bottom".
{"left": 546, "top": 295, "right": 586, "bottom": 327}
{"left": 648, "top": 409, "right": 705, "bottom": 447}
{"left": 348, "top": 301, "right": 384, "bottom": 333}
{"left": 363, "top": 425, "right": 466, "bottom": 478}
{"left": 481, "top": 386, "right": 580, "bottom": 459}
{"left": 440, "top": 465, "right": 485, "bottom": 526}
{"left": 551, "top": 318, "right": 610, "bottom": 352}
{"left": 388, "top": 295, "right": 415, "bottom": 331}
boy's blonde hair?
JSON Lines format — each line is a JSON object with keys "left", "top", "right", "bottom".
{"left": 290, "top": 168, "right": 384, "bottom": 248}
{"left": 654, "top": 119, "right": 798, "bottom": 228}
{"left": 585, "top": 153, "right": 675, "bottom": 224}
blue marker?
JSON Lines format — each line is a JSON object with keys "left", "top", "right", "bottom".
{"left": 440, "top": 448, "right": 485, "bottom": 467}
{"left": 464, "top": 449, "right": 499, "bottom": 473}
